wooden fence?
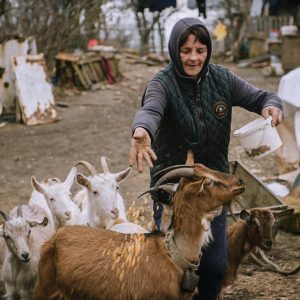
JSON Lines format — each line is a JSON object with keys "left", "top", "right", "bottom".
{"left": 249, "top": 15, "right": 294, "bottom": 35}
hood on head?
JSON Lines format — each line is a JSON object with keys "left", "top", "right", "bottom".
{"left": 168, "top": 18, "right": 212, "bottom": 79}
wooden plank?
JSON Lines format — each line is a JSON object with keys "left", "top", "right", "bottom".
{"left": 92, "top": 62, "right": 106, "bottom": 81}
{"left": 88, "top": 62, "right": 100, "bottom": 82}
{"left": 80, "top": 65, "right": 93, "bottom": 86}
{"left": 72, "top": 63, "right": 89, "bottom": 89}
{"left": 55, "top": 52, "right": 80, "bottom": 62}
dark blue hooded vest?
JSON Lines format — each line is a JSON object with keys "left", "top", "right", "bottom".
{"left": 149, "top": 18, "right": 232, "bottom": 186}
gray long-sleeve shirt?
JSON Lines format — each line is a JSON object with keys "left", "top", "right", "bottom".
{"left": 133, "top": 69, "right": 283, "bottom": 140}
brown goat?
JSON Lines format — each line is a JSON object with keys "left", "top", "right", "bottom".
{"left": 33, "top": 163, "right": 245, "bottom": 300}
{"left": 220, "top": 207, "right": 294, "bottom": 298}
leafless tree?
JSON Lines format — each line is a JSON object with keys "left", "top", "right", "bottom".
{"left": 128, "top": 0, "right": 178, "bottom": 55}
{"left": 0, "top": 0, "right": 108, "bottom": 69}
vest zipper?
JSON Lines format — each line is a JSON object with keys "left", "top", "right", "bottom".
{"left": 195, "top": 83, "right": 208, "bottom": 163}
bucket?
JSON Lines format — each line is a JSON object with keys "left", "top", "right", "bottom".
{"left": 233, "top": 116, "right": 282, "bottom": 159}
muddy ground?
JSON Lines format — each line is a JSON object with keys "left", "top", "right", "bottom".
{"left": 0, "top": 57, "right": 299, "bottom": 299}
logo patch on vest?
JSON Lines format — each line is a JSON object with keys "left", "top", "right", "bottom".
{"left": 214, "top": 101, "right": 228, "bottom": 118}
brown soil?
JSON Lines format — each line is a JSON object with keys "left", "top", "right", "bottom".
{"left": 0, "top": 59, "right": 299, "bottom": 299}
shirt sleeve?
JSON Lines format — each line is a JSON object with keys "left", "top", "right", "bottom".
{"left": 132, "top": 80, "right": 168, "bottom": 140}
{"left": 230, "top": 71, "right": 283, "bottom": 114}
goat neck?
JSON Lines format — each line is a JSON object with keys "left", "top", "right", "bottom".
{"left": 171, "top": 183, "right": 208, "bottom": 264}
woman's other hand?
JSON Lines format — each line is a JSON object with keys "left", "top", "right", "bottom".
{"left": 262, "top": 106, "right": 283, "bottom": 126}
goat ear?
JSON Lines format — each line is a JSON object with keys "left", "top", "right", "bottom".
{"left": 64, "top": 167, "right": 77, "bottom": 190}
{"left": 0, "top": 209, "right": 10, "bottom": 221}
{"left": 115, "top": 167, "right": 131, "bottom": 183}
{"left": 28, "top": 217, "right": 48, "bottom": 227}
{"left": 76, "top": 173, "right": 90, "bottom": 188}
{"left": 203, "top": 178, "right": 214, "bottom": 188}
{"left": 185, "top": 150, "right": 194, "bottom": 166}
{"left": 240, "top": 210, "right": 250, "bottom": 221}
{"left": 31, "top": 176, "right": 45, "bottom": 194}
{"left": 197, "top": 178, "right": 211, "bottom": 193}
{"left": 273, "top": 208, "right": 294, "bottom": 220}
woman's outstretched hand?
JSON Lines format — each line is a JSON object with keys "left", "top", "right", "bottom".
{"left": 129, "top": 127, "right": 157, "bottom": 173}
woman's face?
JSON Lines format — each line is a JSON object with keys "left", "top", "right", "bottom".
{"left": 179, "top": 34, "right": 208, "bottom": 78}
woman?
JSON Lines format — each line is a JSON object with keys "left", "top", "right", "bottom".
{"left": 129, "top": 18, "right": 283, "bottom": 300}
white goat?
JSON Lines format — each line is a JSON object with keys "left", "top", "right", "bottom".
{"left": 29, "top": 167, "right": 85, "bottom": 229}
{"left": 0, "top": 204, "right": 54, "bottom": 300}
{"left": 74, "top": 158, "right": 131, "bottom": 228}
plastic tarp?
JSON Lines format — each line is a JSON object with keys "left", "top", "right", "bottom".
{"left": 277, "top": 68, "right": 300, "bottom": 151}
{"left": 278, "top": 67, "right": 300, "bottom": 108}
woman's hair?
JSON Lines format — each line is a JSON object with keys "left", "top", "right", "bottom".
{"left": 179, "top": 26, "right": 210, "bottom": 48}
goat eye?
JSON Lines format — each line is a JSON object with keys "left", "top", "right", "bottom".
{"left": 93, "top": 191, "right": 98, "bottom": 195}
{"left": 28, "top": 230, "right": 31, "bottom": 235}
{"left": 116, "top": 186, "right": 119, "bottom": 190}
{"left": 49, "top": 198, "right": 54, "bottom": 202}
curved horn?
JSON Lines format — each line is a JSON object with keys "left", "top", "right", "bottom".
{"left": 152, "top": 165, "right": 193, "bottom": 182}
{"left": 137, "top": 187, "right": 156, "bottom": 199}
{"left": 17, "top": 204, "right": 23, "bottom": 218}
{"left": 154, "top": 167, "right": 195, "bottom": 189}
{"left": 0, "top": 209, "right": 9, "bottom": 221}
{"left": 100, "top": 157, "right": 110, "bottom": 175}
{"left": 75, "top": 161, "right": 97, "bottom": 177}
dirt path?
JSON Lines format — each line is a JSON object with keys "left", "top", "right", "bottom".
{"left": 0, "top": 59, "right": 299, "bottom": 299}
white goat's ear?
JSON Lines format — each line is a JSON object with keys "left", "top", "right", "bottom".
{"left": 273, "top": 208, "right": 294, "bottom": 220}
{"left": 0, "top": 209, "right": 10, "bottom": 221}
{"left": 240, "top": 210, "right": 250, "bottom": 221}
{"left": 64, "top": 167, "right": 77, "bottom": 190}
{"left": 115, "top": 167, "right": 131, "bottom": 184}
{"left": 76, "top": 173, "right": 90, "bottom": 188}
{"left": 31, "top": 176, "right": 45, "bottom": 194}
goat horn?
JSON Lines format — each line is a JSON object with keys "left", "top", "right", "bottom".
{"left": 75, "top": 161, "right": 97, "bottom": 177}
{"left": 154, "top": 167, "right": 195, "bottom": 189}
{"left": 100, "top": 157, "right": 110, "bottom": 174}
{"left": 137, "top": 187, "right": 156, "bottom": 198}
{"left": 17, "top": 204, "right": 23, "bottom": 218}
{"left": 152, "top": 165, "right": 194, "bottom": 182}
{"left": 0, "top": 209, "right": 9, "bottom": 221}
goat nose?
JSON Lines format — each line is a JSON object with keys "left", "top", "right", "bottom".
{"left": 111, "top": 208, "right": 119, "bottom": 216}
{"left": 65, "top": 211, "right": 71, "bottom": 218}
{"left": 21, "top": 252, "right": 29, "bottom": 260}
